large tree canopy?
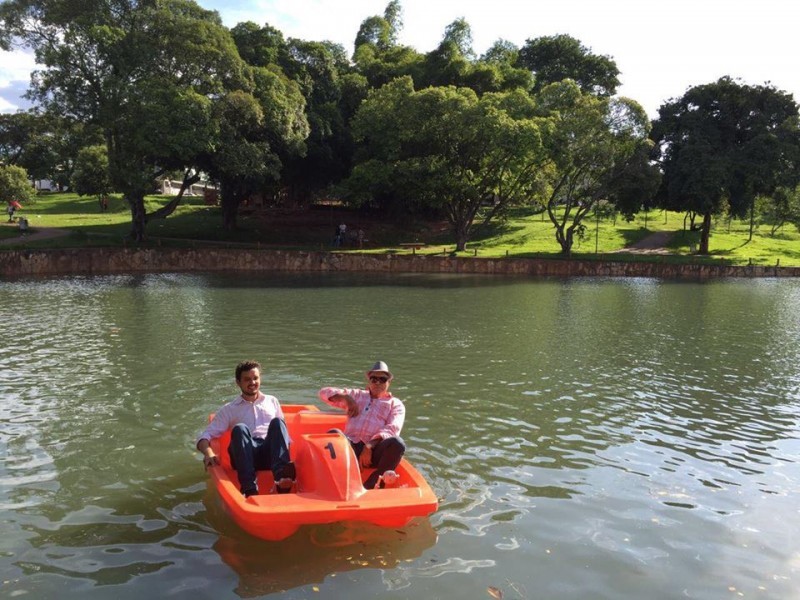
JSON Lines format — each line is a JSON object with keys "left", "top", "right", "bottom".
{"left": 345, "top": 76, "right": 546, "bottom": 250}
{"left": 202, "top": 66, "right": 309, "bottom": 230}
{"left": 518, "top": 34, "right": 620, "bottom": 97}
{"left": 651, "top": 77, "right": 800, "bottom": 253}
{"left": 1, "top": 0, "right": 250, "bottom": 241}
{"left": 536, "top": 81, "right": 659, "bottom": 255}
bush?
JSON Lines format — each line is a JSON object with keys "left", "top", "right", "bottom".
{"left": 0, "top": 165, "right": 36, "bottom": 206}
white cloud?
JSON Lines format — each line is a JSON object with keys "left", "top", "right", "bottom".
{"left": 0, "top": 48, "right": 37, "bottom": 113}
{"left": 0, "top": 48, "right": 37, "bottom": 85}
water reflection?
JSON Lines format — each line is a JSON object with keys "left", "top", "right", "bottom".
{"left": 1, "top": 273, "right": 799, "bottom": 599}
{"left": 205, "top": 484, "right": 437, "bottom": 597}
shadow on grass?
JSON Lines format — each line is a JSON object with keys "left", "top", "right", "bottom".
{"left": 11, "top": 197, "right": 452, "bottom": 251}
{"left": 615, "top": 227, "right": 670, "bottom": 247}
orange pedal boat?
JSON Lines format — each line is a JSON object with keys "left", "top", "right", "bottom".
{"left": 207, "top": 404, "right": 438, "bottom": 541}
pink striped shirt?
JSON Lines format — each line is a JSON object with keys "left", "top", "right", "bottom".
{"left": 318, "top": 387, "right": 405, "bottom": 444}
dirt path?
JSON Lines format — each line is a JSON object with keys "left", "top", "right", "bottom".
{"left": 0, "top": 223, "right": 72, "bottom": 246}
{"left": 615, "top": 230, "right": 676, "bottom": 255}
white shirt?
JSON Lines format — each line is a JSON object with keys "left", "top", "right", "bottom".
{"left": 197, "top": 392, "right": 285, "bottom": 443}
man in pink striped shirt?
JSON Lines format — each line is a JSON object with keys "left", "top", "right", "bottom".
{"left": 318, "top": 360, "right": 405, "bottom": 489}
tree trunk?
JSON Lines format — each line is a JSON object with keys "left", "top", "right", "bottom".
{"left": 556, "top": 225, "right": 573, "bottom": 256}
{"left": 222, "top": 200, "right": 238, "bottom": 231}
{"left": 699, "top": 211, "right": 712, "bottom": 254}
{"left": 149, "top": 171, "right": 201, "bottom": 221}
{"left": 454, "top": 221, "right": 468, "bottom": 252}
{"left": 128, "top": 192, "right": 147, "bottom": 242}
{"left": 220, "top": 178, "right": 245, "bottom": 231}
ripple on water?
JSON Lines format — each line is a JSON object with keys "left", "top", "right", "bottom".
{"left": 2, "top": 274, "right": 800, "bottom": 599}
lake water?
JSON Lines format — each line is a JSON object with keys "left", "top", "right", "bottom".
{"left": 1, "top": 272, "right": 799, "bottom": 599}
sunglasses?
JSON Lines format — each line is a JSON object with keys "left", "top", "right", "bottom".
{"left": 369, "top": 376, "right": 389, "bottom": 384}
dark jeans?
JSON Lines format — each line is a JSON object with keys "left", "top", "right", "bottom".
{"left": 352, "top": 436, "right": 406, "bottom": 489}
{"left": 228, "top": 418, "right": 291, "bottom": 494}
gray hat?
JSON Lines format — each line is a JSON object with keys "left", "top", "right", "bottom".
{"left": 367, "top": 360, "right": 392, "bottom": 379}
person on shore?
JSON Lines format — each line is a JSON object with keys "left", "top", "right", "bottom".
{"left": 318, "top": 360, "right": 405, "bottom": 489}
{"left": 196, "top": 360, "right": 295, "bottom": 496}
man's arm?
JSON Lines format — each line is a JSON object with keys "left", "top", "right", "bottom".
{"left": 196, "top": 405, "right": 231, "bottom": 470}
{"left": 319, "top": 387, "right": 360, "bottom": 417}
{"left": 196, "top": 438, "right": 219, "bottom": 470}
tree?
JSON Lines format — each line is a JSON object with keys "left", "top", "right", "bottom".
{"left": 383, "top": 0, "right": 403, "bottom": 46}
{"left": 518, "top": 34, "right": 620, "bottom": 96}
{"left": 352, "top": 3, "right": 424, "bottom": 90}
{"left": 354, "top": 15, "right": 393, "bottom": 52}
{"left": 1, "top": 0, "right": 249, "bottom": 242}
{"left": 481, "top": 39, "right": 519, "bottom": 65}
{"left": 0, "top": 164, "right": 36, "bottom": 205}
{"left": 0, "top": 112, "right": 36, "bottom": 165}
{"left": 536, "top": 81, "right": 659, "bottom": 255}
{"left": 757, "top": 185, "right": 800, "bottom": 236}
{"left": 0, "top": 111, "right": 97, "bottom": 188}
{"left": 230, "top": 21, "right": 288, "bottom": 68}
{"left": 441, "top": 18, "right": 475, "bottom": 59}
{"left": 72, "top": 144, "right": 111, "bottom": 203}
{"left": 203, "top": 66, "right": 308, "bottom": 230}
{"left": 278, "top": 39, "right": 351, "bottom": 203}
{"left": 345, "top": 77, "right": 546, "bottom": 250}
{"left": 651, "top": 77, "right": 800, "bottom": 254}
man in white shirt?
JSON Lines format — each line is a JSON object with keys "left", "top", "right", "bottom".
{"left": 197, "top": 360, "right": 295, "bottom": 496}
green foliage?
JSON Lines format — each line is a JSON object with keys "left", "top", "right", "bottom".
{"left": 757, "top": 186, "right": 800, "bottom": 235}
{"left": 2, "top": 0, "right": 252, "bottom": 241}
{"left": 201, "top": 63, "right": 308, "bottom": 229}
{"left": 71, "top": 144, "right": 111, "bottom": 198}
{"left": 0, "top": 112, "right": 99, "bottom": 186}
{"left": 345, "top": 77, "right": 546, "bottom": 250}
{"left": 0, "top": 164, "right": 36, "bottom": 205}
{"left": 481, "top": 39, "right": 519, "bottom": 65}
{"left": 441, "top": 18, "right": 475, "bottom": 59}
{"left": 230, "top": 21, "right": 287, "bottom": 68}
{"left": 652, "top": 77, "right": 800, "bottom": 253}
{"left": 6, "top": 0, "right": 799, "bottom": 264}
{"left": 518, "top": 34, "right": 620, "bottom": 96}
{"left": 535, "top": 81, "right": 659, "bottom": 255}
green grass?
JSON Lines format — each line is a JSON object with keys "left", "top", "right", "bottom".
{"left": 3, "top": 192, "right": 800, "bottom": 266}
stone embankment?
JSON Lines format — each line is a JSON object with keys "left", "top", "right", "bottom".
{"left": 1, "top": 248, "right": 797, "bottom": 279}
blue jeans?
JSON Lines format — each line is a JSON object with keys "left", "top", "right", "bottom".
{"left": 228, "top": 418, "right": 291, "bottom": 494}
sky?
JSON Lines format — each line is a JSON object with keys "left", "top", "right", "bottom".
{"left": 1, "top": 0, "right": 799, "bottom": 118}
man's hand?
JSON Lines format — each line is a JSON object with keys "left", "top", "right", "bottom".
{"left": 197, "top": 439, "right": 219, "bottom": 471}
{"left": 344, "top": 395, "right": 360, "bottom": 418}
{"left": 359, "top": 445, "right": 372, "bottom": 468}
{"left": 332, "top": 393, "right": 359, "bottom": 418}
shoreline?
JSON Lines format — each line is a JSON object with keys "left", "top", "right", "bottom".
{"left": 1, "top": 247, "right": 798, "bottom": 279}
